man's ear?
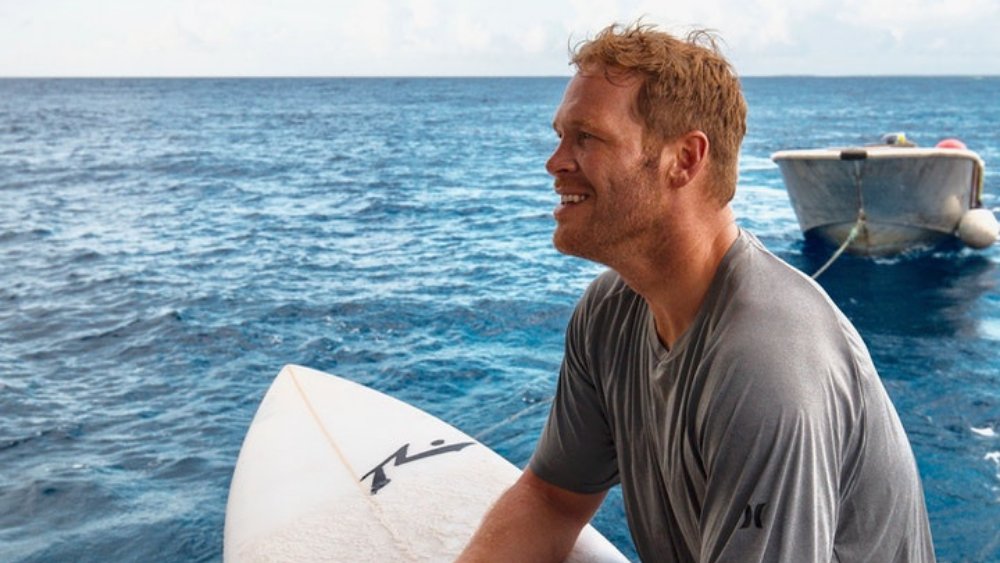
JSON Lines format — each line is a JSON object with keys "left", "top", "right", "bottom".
{"left": 666, "top": 130, "right": 709, "bottom": 188}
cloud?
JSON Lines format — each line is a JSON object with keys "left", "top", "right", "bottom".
{"left": 631, "top": 0, "right": 830, "bottom": 51}
{"left": 515, "top": 24, "right": 552, "bottom": 54}
{"left": 450, "top": 12, "right": 493, "bottom": 52}
{"left": 820, "top": 0, "right": 1000, "bottom": 69}
{"left": 567, "top": 0, "right": 623, "bottom": 36}
{"left": 837, "top": 0, "right": 998, "bottom": 26}
{"left": 406, "top": 0, "right": 440, "bottom": 30}
{"left": 172, "top": 1, "right": 237, "bottom": 52}
{"left": 340, "top": 0, "right": 394, "bottom": 57}
{"left": 1, "top": 0, "right": 998, "bottom": 76}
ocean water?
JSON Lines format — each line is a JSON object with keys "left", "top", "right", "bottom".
{"left": 0, "top": 76, "right": 998, "bottom": 562}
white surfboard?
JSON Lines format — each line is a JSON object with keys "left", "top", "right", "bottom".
{"left": 224, "top": 364, "right": 628, "bottom": 562}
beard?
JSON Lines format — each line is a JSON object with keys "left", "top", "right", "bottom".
{"left": 553, "top": 158, "right": 665, "bottom": 267}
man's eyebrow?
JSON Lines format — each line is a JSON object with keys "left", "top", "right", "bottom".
{"left": 552, "top": 117, "right": 602, "bottom": 132}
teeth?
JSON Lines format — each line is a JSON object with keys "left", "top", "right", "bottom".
{"left": 561, "top": 194, "right": 588, "bottom": 204}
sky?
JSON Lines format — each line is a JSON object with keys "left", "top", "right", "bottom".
{"left": 1, "top": 0, "right": 999, "bottom": 77}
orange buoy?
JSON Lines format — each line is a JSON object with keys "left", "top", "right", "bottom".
{"left": 936, "top": 138, "right": 967, "bottom": 149}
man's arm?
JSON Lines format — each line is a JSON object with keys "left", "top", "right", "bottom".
{"left": 457, "top": 467, "right": 606, "bottom": 562}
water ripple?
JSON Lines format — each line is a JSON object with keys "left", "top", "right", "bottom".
{"left": 1, "top": 77, "right": 998, "bottom": 562}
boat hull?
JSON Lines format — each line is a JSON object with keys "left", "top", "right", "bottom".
{"left": 809, "top": 221, "right": 954, "bottom": 256}
{"left": 772, "top": 147, "right": 984, "bottom": 256}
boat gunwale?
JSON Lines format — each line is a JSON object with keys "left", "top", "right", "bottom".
{"left": 771, "top": 147, "right": 984, "bottom": 167}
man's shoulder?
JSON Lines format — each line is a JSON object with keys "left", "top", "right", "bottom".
{"left": 707, "top": 231, "right": 870, "bottom": 384}
{"left": 723, "top": 231, "right": 842, "bottom": 328}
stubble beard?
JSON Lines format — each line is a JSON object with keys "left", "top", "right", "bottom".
{"left": 552, "top": 161, "right": 663, "bottom": 268}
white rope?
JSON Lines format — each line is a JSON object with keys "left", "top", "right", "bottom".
{"left": 811, "top": 158, "right": 867, "bottom": 280}
{"left": 811, "top": 212, "right": 864, "bottom": 279}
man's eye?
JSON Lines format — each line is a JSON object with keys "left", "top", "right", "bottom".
{"left": 577, "top": 132, "right": 594, "bottom": 143}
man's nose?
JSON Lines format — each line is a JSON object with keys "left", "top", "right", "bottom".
{"left": 545, "top": 140, "right": 576, "bottom": 177}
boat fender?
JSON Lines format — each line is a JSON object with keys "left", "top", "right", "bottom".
{"left": 936, "top": 138, "right": 968, "bottom": 150}
{"left": 958, "top": 208, "right": 1000, "bottom": 249}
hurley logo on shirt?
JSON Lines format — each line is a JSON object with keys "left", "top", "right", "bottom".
{"left": 739, "top": 503, "right": 768, "bottom": 529}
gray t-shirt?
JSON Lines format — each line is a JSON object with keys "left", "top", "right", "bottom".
{"left": 530, "top": 230, "right": 935, "bottom": 562}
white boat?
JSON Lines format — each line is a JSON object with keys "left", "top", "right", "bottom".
{"left": 772, "top": 135, "right": 998, "bottom": 256}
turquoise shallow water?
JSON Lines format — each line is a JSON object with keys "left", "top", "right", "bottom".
{"left": 1, "top": 77, "right": 998, "bottom": 561}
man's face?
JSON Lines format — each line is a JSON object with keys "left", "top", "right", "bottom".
{"left": 546, "top": 70, "right": 669, "bottom": 265}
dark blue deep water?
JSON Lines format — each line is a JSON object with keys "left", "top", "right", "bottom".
{"left": 1, "top": 77, "right": 998, "bottom": 562}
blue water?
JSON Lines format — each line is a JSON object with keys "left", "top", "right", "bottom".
{"left": 1, "top": 77, "right": 998, "bottom": 562}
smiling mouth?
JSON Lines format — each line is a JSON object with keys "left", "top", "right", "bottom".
{"left": 560, "top": 194, "right": 589, "bottom": 204}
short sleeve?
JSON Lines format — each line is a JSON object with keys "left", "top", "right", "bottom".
{"left": 528, "top": 297, "right": 620, "bottom": 494}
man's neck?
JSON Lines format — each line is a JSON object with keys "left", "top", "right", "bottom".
{"left": 615, "top": 212, "right": 738, "bottom": 350}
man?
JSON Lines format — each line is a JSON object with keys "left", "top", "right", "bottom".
{"left": 458, "top": 22, "right": 935, "bottom": 562}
